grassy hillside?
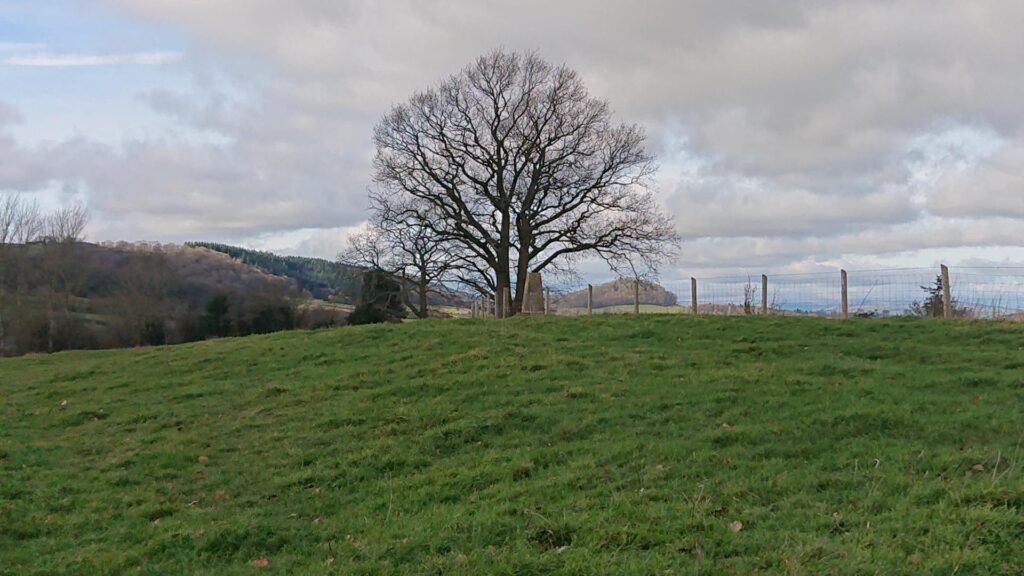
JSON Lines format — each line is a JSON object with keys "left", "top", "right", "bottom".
{"left": 557, "top": 304, "right": 688, "bottom": 316}
{"left": 2, "top": 316, "right": 1023, "bottom": 575}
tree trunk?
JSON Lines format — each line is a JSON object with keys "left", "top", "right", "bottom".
{"left": 634, "top": 278, "right": 640, "bottom": 315}
{"left": 47, "top": 295, "right": 55, "bottom": 353}
{"left": 494, "top": 275, "right": 507, "bottom": 319}
{"left": 511, "top": 221, "right": 533, "bottom": 315}
{"left": 64, "top": 290, "right": 72, "bottom": 336}
{"left": 0, "top": 264, "right": 6, "bottom": 355}
{"left": 495, "top": 212, "right": 512, "bottom": 318}
{"left": 0, "top": 259, "right": 6, "bottom": 355}
{"left": 418, "top": 283, "right": 428, "bottom": 318}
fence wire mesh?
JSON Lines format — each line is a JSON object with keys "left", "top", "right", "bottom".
{"left": 948, "top": 267, "right": 1024, "bottom": 318}
{"left": 542, "top": 266, "right": 1024, "bottom": 320}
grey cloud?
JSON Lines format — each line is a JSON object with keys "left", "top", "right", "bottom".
{"left": 0, "top": 100, "right": 367, "bottom": 240}
{"left": 0, "top": 101, "right": 22, "bottom": 126}
{"left": 3, "top": 0, "right": 1023, "bottom": 273}
{"left": 110, "top": 2, "right": 1024, "bottom": 175}
{"left": 670, "top": 183, "right": 917, "bottom": 239}
{"left": 926, "top": 144, "right": 1024, "bottom": 218}
{"left": 677, "top": 217, "right": 1024, "bottom": 271}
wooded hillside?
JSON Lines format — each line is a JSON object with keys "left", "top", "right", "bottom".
{"left": 188, "top": 242, "right": 363, "bottom": 302}
{"left": 0, "top": 242, "right": 346, "bottom": 356}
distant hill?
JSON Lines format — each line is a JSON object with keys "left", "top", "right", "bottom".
{"left": 0, "top": 241, "right": 347, "bottom": 356}
{"left": 190, "top": 242, "right": 478, "bottom": 308}
{"left": 187, "top": 242, "right": 363, "bottom": 302}
{"left": 556, "top": 278, "right": 678, "bottom": 309}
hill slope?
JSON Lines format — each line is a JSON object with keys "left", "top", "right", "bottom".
{"left": 557, "top": 278, "right": 678, "bottom": 309}
{"left": 189, "top": 242, "right": 472, "bottom": 309}
{"left": 2, "top": 316, "right": 1022, "bottom": 574}
{"left": 0, "top": 242, "right": 312, "bottom": 356}
{"left": 187, "top": 242, "right": 362, "bottom": 302}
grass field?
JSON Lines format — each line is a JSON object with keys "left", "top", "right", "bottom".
{"left": 2, "top": 316, "right": 1023, "bottom": 574}
{"left": 557, "top": 304, "right": 688, "bottom": 316}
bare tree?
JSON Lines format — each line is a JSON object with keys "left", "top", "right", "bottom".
{"left": 0, "top": 192, "right": 44, "bottom": 354}
{"left": 45, "top": 201, "right": 89, "bottom": 243}
{"left": 0, "top": 192, "right": 21, "bottom": 246}
{"left": 340, "top": 227, "right": 394, "bottom": 272}
{"left": 108, "top": 250, "right": 171, "bottom": 347}
{"left": 373, "top": 49, "right": 677, "bottom": 316}
{"left": 0, "top": 191, "right": 43, "bottom": 245}
{"left": 0, "top": 196, "right": 86, "bottom": 353}
{"left": 40, "top": 201, "right": 91, "bottom": 351}
{"left": 341, "top": 198, "right": 459, "bottom": 318}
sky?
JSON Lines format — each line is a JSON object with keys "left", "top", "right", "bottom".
{"left": 2, "top": 0, "right": 1024, "bottom": 284}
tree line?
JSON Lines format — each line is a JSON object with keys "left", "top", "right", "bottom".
{"left": 188, "top": 242, "right": 364, "bottom": 302}
{"left": 0, "top": 193, "right": 345, "bottom": 356}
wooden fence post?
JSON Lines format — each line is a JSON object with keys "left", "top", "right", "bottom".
{"left": 587, "top": 284, "right": 593, "bottom": 315}
{"left": 840, "top": 269, "right": 848, "bottom": 320}
{"left": 634, "top": 278, "right": 640, "bottom": 315}
{"left": 760, "top": 274, "right": 768, "bottom": 315}
{"left": 691, "top": 277, "right": 698, "bottom": 315}
{"left": 940, "top": 264, "right": 952, "bottom": 318}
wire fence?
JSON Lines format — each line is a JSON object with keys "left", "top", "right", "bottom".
{"left": 660, "top": 267, "right": 1024, "bottom": 319}
{"left": 463, "top": 265, "right": 1024, "bottom": 321}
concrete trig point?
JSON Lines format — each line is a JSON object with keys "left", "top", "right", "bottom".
{"left": 521, "top": 272, "right": 545, "bottom": 314}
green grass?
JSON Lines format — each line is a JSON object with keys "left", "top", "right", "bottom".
{"left": 557, "top": 304, "right": 687, "bottom": 315}
{"left": 2, "top": 316, "right": 1023, "bottom": 575}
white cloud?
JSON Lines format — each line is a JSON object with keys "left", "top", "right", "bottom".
{"left": 243, "top": 225, "right": 368, "bottom": 260}
{"left": 0, "top": 42, "right": 46, "bottom": 53}
{"left": 3, "top": 51, "right": 181, "bottom": 67}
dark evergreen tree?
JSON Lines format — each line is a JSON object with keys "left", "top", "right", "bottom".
{"left": 909, "top": 276, "right": 965, "bottom": 318}
{"left": 187, "top": 242, "right": 363, "bottom": 302}
{"left": 347, "top": 269, "right": 407, "bottom": 325}
{"left": 202, "top": 294, "right": 232, "bottom": 337}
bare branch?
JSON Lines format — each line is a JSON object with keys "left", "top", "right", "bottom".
{"left": 0, "top": 192, "right": 44, "bottom": 245}
{"left": 45, "top": 202, "right": 89, "bottom": 243}
{"left": 371, "top": 49, "right": 678, "bottom": 315}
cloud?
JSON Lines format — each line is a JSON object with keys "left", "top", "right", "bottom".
{"left": 676, "top": 216, "right": 1024, "bottom": 271}
{"left": 671, "top": 185, "right": 917, "bottom": 239}
{"left": 0, "top": 98, "right": 366, "bottom": 241}
{"left": 3, "top": 50, "right": 181, "bottom": 67}
{"left": 926, "top": 144, "right": 1024, "bottom": 218}
{"left": 0, "top": 42, "right": 46, "bottom": 53}
{"left": 245, "top": 225, "right": 368, "bottom": 260}
{"left": 2, "top": 0, "right": 1024, "bottom": 274}
{"left": 0, "top": 101, "right": 23, "bottom": 126}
